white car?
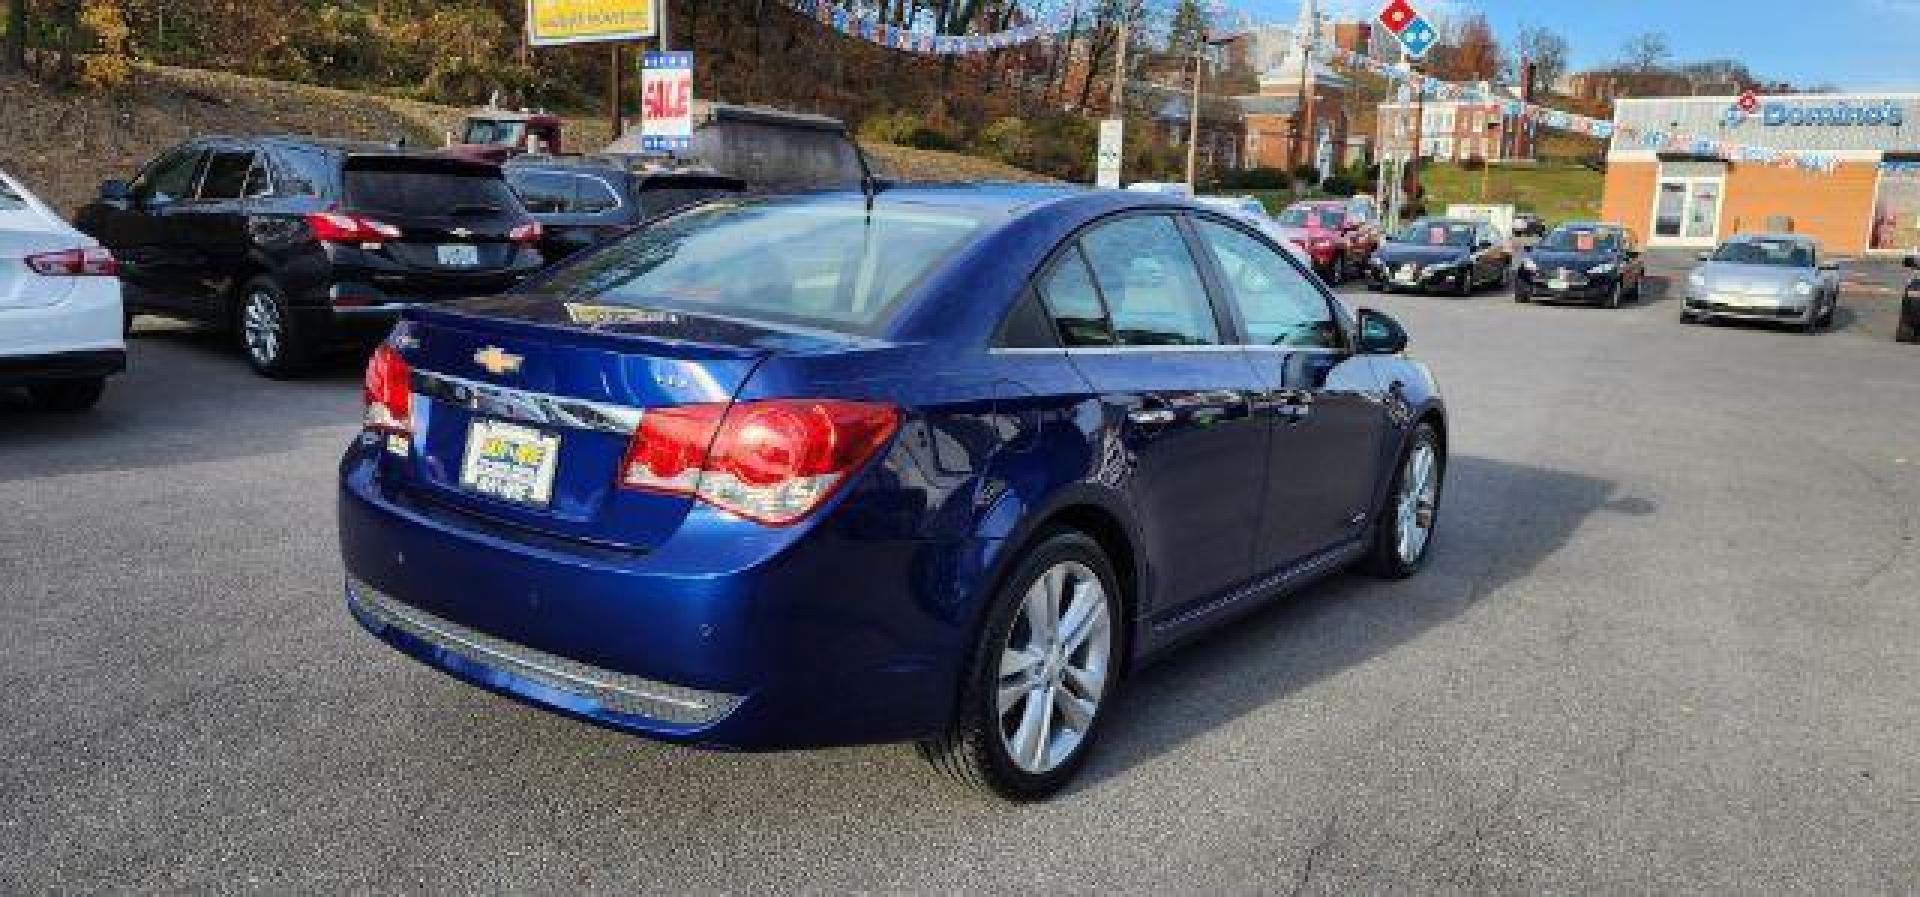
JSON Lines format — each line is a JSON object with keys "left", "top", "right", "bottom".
{"left": 1, "top": 168, "right": 124, "bottom": 412}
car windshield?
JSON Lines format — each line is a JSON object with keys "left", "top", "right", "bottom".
{"left": 1540, "top": 228, "right": 1620, "bottom": 252}
{"left": 528, "top": 198, "right": 987, "bottom": 334}
{"left": 1712, "top": 239, "right": 1814, "bottom": 267}
{"left": 1392, "top": 221, "right": 1474, "bottom": 246}
{"left": 462, "top": 120, "right": 527, "bottom": 146}
{"left": 1277, "top": 207, "right": 1344, "bottom": 228}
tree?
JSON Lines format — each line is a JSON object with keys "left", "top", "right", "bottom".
{"left": 1430, "top": 13, "right": 1501, "bottom": 82}
{"left": 1510, "top": 24, "right": 1569, "bottom": 96}
{"left": 1165, "top": 0, "right": 1205, "bottom": 56}
{"left": 1621, "top": 31, "right": 1670, "bottom": 72}
{"left": 4, "top": 0, "right": 23, "bottom": 71}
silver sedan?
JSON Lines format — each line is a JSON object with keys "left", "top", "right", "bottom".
{"left": 1680, "top": 233, "right": 1841, "bottom": 333}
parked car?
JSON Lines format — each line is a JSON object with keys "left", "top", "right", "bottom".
{"left": 1680, "top": 233, "right": 1840, "bottom": 333}
{"left": 1514, "top": 222, "right": 1646, "bottom": 307}
{"left": 506, "top": 156, "right": 745, "bottom": 264}
{"left": 1273, "top": 200, "right": 1378, "bottom": 284}
{"left": 1511, "top": 212, "right": 1547, "bottom": 238}
{"left": 1195, "top": 195, "right": 1268, "bottom": 220}
{"left": 338, "top": 187, "right": 1447, "bottom": 801}
{"left": 75, "top": 137, "right": 544, "bottom": 377}
{"left": 1899, "top": 255, "right": 1919, "bottom": 344}
{"left": 1, "top": 167, "right": 124, "bottom": 411}
{"left": 1367, "top": 217, "right": 1512, "bottom": 295}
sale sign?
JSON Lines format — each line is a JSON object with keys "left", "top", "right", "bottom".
{"left": 640, "top": 52, "right": 694, "bottom": 152}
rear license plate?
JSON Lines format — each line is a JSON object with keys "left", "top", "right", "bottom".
{"left": 1547, "top": 277, "right": 1571, "bottom": 291}
{"left": 1395, "top": 266, "right": 1418, "bottom": 284}
{"left": 437, "top": 244, "right": 481, "bottom": 267}
{"left": 459, "top": 419, "right": 560, "bottom": 506}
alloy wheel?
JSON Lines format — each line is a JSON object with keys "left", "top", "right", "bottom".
{"left": 996, "top": 560, "right": 1113, "bottom": 775}
{"left": 1395, "top": 442, "right": 1440, "bottom": 564}
{"left": 242, "top": 290, "right": 283, "bottom": 366}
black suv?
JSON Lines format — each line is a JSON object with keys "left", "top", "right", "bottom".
{"left": 76, "top": 137, "right": 543, "bottom": 377}
{"left": 1900, "top": 254, "right": 1919, "bottom": 344}
{"left": 504, "top": 157, "right": 743, "bottom": 264}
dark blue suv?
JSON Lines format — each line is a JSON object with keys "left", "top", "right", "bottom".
{"left": 338, "top": 185, "right": 1447, "bottom": 800}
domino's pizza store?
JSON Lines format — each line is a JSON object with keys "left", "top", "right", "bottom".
{"left": 1599, "top": 93, "right": 1920, "bottom": 255}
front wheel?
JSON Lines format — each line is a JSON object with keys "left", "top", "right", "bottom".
{"left": 1363, "top": 423, "right": 1444, "bottom": 579}
{"left": 919, "top": 529, "right": 1121, "bottom": 801}
{"left": 1606, "top": 280, "right": 1623, "bottom": 309}
{"left": 26, "top": 377, "right": 106, "bottom": 413}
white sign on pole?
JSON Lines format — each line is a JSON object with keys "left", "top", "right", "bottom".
{"left": 1096, "top": 119, "right": 1124, "bottom": 189}
{"left": 640, "top": 51, "right": 694, "bottom": 152}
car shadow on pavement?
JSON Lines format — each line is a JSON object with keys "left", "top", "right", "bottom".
{"left": 1075, "top": 454, "right": 1642, "bottom": 791}
{"left": 0, "top": 321, "right": 367, "bottom": 483}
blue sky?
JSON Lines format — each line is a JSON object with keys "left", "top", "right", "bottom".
{"left": 1252, "top": 0, "right": 1920, "bottom": 91}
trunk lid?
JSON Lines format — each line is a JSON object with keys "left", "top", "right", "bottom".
{"left": 387, "top": 296, "right": 859, "bottom": 551}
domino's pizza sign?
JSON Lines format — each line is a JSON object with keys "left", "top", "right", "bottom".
{"left": 1377, "top": 0, "right": 1437, "bottom": 58}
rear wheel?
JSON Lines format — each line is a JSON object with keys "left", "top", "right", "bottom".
{"left": 919, "top": 529, "right": 1120, "bottom": 801}
{"left": 237, "top": 277, "right": 310, "bottom": 379}
{"left": 27, "top": 377, "right": 106, "bottom": 413}
{"left": 1363, "top": 423, "right": 1443, "bottom": 579}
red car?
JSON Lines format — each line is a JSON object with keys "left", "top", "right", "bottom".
{"left": 1273, "top": 201, "right": 1380, "bottom": 284}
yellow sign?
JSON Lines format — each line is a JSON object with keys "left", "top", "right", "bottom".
{"left": 527, "top": 0, "right": 656, "bottom": 46}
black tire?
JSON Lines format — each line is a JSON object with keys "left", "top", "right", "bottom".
{"left": 235, "top": 276, "right": 311, "bottom": 378}
{"left": 27, "top": 377, "right": 107, "bottom": 413}
{"left": 1362, "top": 423, "right": 1444, "bottom": 580}
{"left": 1605, "top": 280, "right": 1623, "bottom": 309}
{"left": 919, "top": 528, "right": 1123, "bottom": 801}
{"left": 1628, "top": 274, "right": 1644, "bottom": 301}
{"left": 1455, "top": 270, "right": 1473, "bottom": 297}
{"left": 1818, "top": 298, "right": 1835, "bottom": 328}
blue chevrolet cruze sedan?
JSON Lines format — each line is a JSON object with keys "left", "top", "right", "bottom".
{"left": 338, "top": 184, "right": 1447, "bottom": 800}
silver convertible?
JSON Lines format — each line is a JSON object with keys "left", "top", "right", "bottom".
{"left": 1680, "top": 234, "right": 1840, "bottom": 333}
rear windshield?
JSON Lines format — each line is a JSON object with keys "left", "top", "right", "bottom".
{"left": 1392, "top": 221, "right": 1474, "bottom": 246}
{"left": 1712, "top": 240, "right": 1813, "bottom": 267}
{"left": 344, "top": 169, "right": 521, "bottom": 218}
{"left": 0, "top": 180, "right": 25, "bottom": 211}
{"left": 531, "top": 198, "right": 986, "bottom": 334}
{"left": 1540, "top": 228, "right": 1620, "bottom": 252}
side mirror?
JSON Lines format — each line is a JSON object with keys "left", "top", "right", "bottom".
{"left": 1905, "top": 255, "right": 1918, "bottom": 270}
{"left": 98, "top": 179, "right": 131, "bottom": 203}
{"left": 1357, "top": 308, "right": 1408, "bottom": 355}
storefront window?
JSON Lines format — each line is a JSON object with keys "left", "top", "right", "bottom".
{"left": 1870, "top": 159, "right": 1920, "bottom": 253}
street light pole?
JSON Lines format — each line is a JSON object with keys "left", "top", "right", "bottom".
{"left": 1185, "top": 48, "right": 1204, "bottom": 188}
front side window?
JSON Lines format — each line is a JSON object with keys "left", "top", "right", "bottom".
{"left": 1195, "top": 219, "right": 1340, "bottom": 349}
{"left": 133, "top": 147, "right": 205, "bottom": 204}
{"left": 1077, "top": 215, "right": 1219, "bottom": 346}
{"left": 530, "top": 198, "right": 986, "bottom": 334}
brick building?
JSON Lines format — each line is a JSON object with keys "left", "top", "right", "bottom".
{"left": 1375, "top": 83, "right": 1537, "bottom": 163}
{"left": 1601, "top": 93, "right": 1920, "bottom": 255}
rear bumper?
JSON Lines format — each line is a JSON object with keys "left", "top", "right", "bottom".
{"left": 1517, "top": 271, "right": 1618, "bottom": 301}
{"left": 337, "top": 440, "right": 974, "bottom": 750}
{"left": 0, "top": 348, "right": 125, "bottom": 386}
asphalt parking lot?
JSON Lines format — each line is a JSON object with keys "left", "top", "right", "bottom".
{"left": 3, "top": 254, "right": 1917, "bottom": 892}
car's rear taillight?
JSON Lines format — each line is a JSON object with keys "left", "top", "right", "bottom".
{"left": 25, "top": 247, "right": 118, "bottom": 276}
{"left": 509, "top": 221, "right": 543, "bottom": 244}
{"left": 308, "top": 212, "right": 402, "bottom": 243}
{"left": 619, "top": 399, "right": 900, "bottom": 526}
{"left": 363, "top": 342, "right": 413, "bottom": 435}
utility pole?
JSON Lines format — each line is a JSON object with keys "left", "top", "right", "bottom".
{"left": 1185, "top": 48, "right": 1204, "bottom": 188}
{"left": 1110, "top": 3, "right": 1129, "bottom": 115}
{"left": 1408, "top": 53, "right": 1424, "bottom": 215}
{"left": 609, "top": 44, "right": 624, "bottom": 141}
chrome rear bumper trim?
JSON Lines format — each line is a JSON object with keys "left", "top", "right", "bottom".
{"left": 348, "top": 577, "right": 740, "bottom": 726}
{"left": 411, "top": 369, "right": 643, "bottom": 434}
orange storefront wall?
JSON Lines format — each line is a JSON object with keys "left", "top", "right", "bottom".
{"left": 1600, "top": 159, "right": 1882, "bottom": 253}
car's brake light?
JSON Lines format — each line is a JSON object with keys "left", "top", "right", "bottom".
{"left": 509, "top": 221, "right": 543, "bottom": 243}
{"left": 25, "top": 247, "right": 118, "bottom": 276}
{"left": 308, "top": 212, "right": 402, "bottom": 243}
{"left": 362, "top": 342, "right": 413, "bottom": 435}
{"left": 619, "top": 399, "right": 900, "bottom": 526}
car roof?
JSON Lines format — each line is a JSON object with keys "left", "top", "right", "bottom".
{"left": 1553, "top": 221, "right": 1624, "bottom": 231}
{"left": 1727, "top": 232, "right": 1815, "bottom": 245}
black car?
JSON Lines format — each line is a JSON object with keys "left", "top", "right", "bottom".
{"left": 504, "top": 157, "right": 743, "bottom": 264}
{"left": 76, "top": 137, "right": 543, "bottom": 377}
{"left": 1512, "top": 212, "right": 1547, "bottom": 238}
{"left": 1367, "top": 218, "right": 1513, "bottom": 296}
{"left": 1899, "top": 254, "right": 1919, "bottom": 344}
{"left": 1514, "top": 222, "right": 1646, "bottom": 308}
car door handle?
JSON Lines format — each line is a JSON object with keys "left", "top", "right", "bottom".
{"left": 1127, "top": 408, "right": 1177, "bottom": 426}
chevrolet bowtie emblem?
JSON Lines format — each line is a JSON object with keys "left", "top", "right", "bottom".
{"left": 449, "top": 227, "right": 474, "bottom": 238}
{"left": 474, "top": 346, "right": 523, "bottom": 375}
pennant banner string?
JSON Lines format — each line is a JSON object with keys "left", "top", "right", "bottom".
{"left": 776, "top": 0, "right": 1073, "bottom": 56}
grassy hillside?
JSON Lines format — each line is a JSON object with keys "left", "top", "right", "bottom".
{"left": 0, "top": 64, "right": 1049, "bottom": 217}
{"left": 1418, "top": 162, "right": 1604, "bottom": 225}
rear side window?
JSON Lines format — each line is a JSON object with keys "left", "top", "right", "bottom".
{"left": 577, "top": 178, "right": 623, "bottom": 213}
{"left": 532, "top": 198, "right": 985, "bottom": 334}
{"left": 1195, "top": 219, "right": 1340, "bottom": 349}
{"left": 273, "top": 147, "right": 332, "bottom": 197}
{"left": 345, "top": 168, "right": 520, "bottom": 218}
{"left": 1037, "top": 246, "right": 1113, "bottom": 346}
{"left": 197, "top": 150, "right": 255, "bottom": 200}
{"left": 508, "top": 171, "right": 575, "bottom": 214}
{"left": 1078, "top": 215, "right": 1219, "bottom": 346}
